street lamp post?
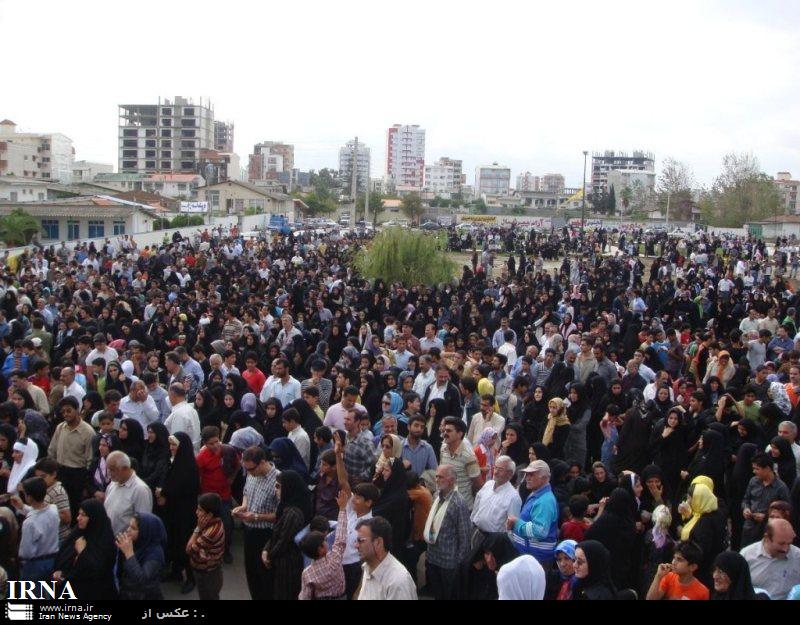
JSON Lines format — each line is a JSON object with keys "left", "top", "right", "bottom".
{"left": 581, "top": 150, "right": 589, "bottom": 237}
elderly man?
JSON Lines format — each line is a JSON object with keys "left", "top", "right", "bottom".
{"left": 119, "top": 380, "right": 160, "bottom": 431}
{"left": 60, "top": 366, "right": 86, "bottom": 403}
{"left": 470, "top": 455, "right": 522, "bottom": 540}
{"left": 741, "top": 518, "right": 800, "bottom": 600}
{"left": 424, "top": 464, "right": 472, "bottom": 600}
{"left": 164, "top": 383, "right": 201, "bottom": 451}
{"left": 507, "top": 460, "right": 559, "bottom": 565}
{"left": 104, "top": 450, "right": 153, "bottom": 534}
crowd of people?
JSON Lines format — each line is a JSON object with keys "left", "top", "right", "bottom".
{"left": 2, "top": 222, "right": 800, "bottom": 600}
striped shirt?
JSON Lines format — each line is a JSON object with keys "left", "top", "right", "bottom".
{"left": 243, "top": 465, "right": 280, "bottom": 529}
{"left": 299, "top": 508, "right": 348, "bottom": 599}
{"left": 189, "top": 517, "right": 225, "bottom": 571}
{"left": 440, "top": 441, "right": 480, "bottom": 509}
{"left": 45, "top": 482, "right": 71, "bottom": 543}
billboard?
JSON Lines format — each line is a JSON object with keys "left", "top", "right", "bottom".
{"left": 180, "top": 202, "right": 208, "bottom": 213}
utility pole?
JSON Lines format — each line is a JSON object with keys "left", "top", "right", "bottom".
{"left": 350, "top": 137, "right": 358, "bottom": 229}
{"left": 365, "top": 173, "right": 370, "bottom": 228}
{"left": 581, "top": 150, "right": 589, "bottom": 237}
{"left": 665, "top": 190, "right": 671, "bottom": 230}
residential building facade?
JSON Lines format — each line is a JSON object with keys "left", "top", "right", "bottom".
{"left": 385, "top": 124, "right": 425, "bottom": 192}
{"left": 94, "top": 173, "right": 205, "bottom": 199}
{"left": 591, "top": 150, "right": 655, "bottom": 197}
{"left": 424, "top": 157, "right": 464, "bottom": 197}
{"left": 0, "top": 177, "right": 49, "bottom": 202}
{"left": 248, "top": 142, "right": 294, "bottom": 181}
{"left": 198, "top": 180, "right": 294, "bottom": 217}
{"left": 775, "top": 172, "right": 800, "bottom": 215}
{"left": 118, "top": 97, "right": 216, "bottom": 175}
{"left": 475, "top": 163, "right": 511, "bottom": 197}
{"left": 542, "top": 173, "right": 565, "bottom": 193}
{"left": 214, "top": 121, "right": 234, "bottom": 153}
{"left": 516, "top": 172, "right": 541, "bottom": 192}
{"left": 606, "top": 169, "right": 657, "bottom": 213}
{"left": 339, "top": 140, "right": 371, "bottom": 194}
{"left": 0, "top": 119, "right": 75, "bottom": 183}
{"left": 72, "top": 161, "right": 113, "bottom": 182}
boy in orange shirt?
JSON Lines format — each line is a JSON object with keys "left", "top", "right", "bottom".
{"left": 646, "top": 541, "right": 709, "bottom": 601}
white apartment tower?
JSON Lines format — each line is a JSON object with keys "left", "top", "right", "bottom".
{"left": 339, "top": 140, "right": 371, "bottom": 194}
{"left": 118, "top": 97, "right": 216, "bottom": 175}
{"left": 0, "top": 119, "right": 75, "bottom": 183}
{"left": 475, "top": 163, "right": 511, "bottom": 196}
{"left": 385, "top": 124, "right": 425, "bottom": 191}
{"left": 516, "top": 172, "right": 541, "bottom": 192}
{"left": 424, "top": 157, "right": 464, "bottom": 196}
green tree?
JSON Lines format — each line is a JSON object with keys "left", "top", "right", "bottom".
{"left": 354, "top": 227, "right": 456, "bottom": 286}
{"left": 0, "top": 209, "right": 39, "bottom": 245}
{"left": 302, "top": 192, "right": 337, "bottom": 217}
{"left": 511, "top": 205, "right": 526, "bottom": 215}
{"left": 607, "top": 185, "right": 616, "bottom": 215}
{"left": 170, "top": 215, "right": 204, "bottom": 228}
{"left": 657, "top": 157, "right": 695, "bottom": 221}
{"left": 700, "top": 153, "right": 781, "bottom": 227}
{"left": 400, "top": 193, "right": 425, "bottom": 225}
{"left": 356, "top": 193, "right": 385, "bottom": 220}
{"left": 620, "top": 186, "right": 633, "bottom": 212}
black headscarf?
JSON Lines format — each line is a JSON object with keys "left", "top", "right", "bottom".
{"left": 276, "top": 469, "right": 313, "bottom": 524}
{"left": 566, "top": 382, "right": 589, "bottom": 424}
{"left": 530, "top": 442, "right": 552, "bottom": 465}
{"left": 770, "top": 436, "right": 797, "bottom": 487}
{"left": 161, "top": 431, "right": 200, "bottom": 499}
{"left": 501, "top": 422, "right": 529, "bottom": 467}
{"left": 711, "top": 551, "right": 757, "bottom": 600}
{"left": 118, "top": 418, "right": 145, "bottom": 463}
{"left": 290, "top": 398, "right": 323, "bottom": 439}
{"left": 686, "top": 429, "right": 726, "bottom": 496}
{"left": 373, "top": 458, "right": 410, "bottom": 549}
{"left": 144, "top": 422, "right": 170, "bottom": 467}
{"left": 573, "top": 540, "right": 617, "bottom": 600}
{"left": 481, "top": 532, "right": 519, "bottom": 571}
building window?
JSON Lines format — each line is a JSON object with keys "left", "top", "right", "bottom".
{"left": 145, "top": 129, "right": 156, "bottom": 137}
{"left": 161, "top": 119, "right": 172, "bottom": 127}
{"left": 88, "top": 220, "right": 104, "bottom": 238}
{"left": 161, "top": 108, "right": 171, "bottom": 115}
{"left": 161, "top": 140, "right": 172, "bottom": 148}
{"left": 161, "top": 151, "right": 171, "bottom": 158}
{"left": 9, "top": 192, "right": 18, "bottom": 202}
{"left": 145, "top": 150, "right": 156, "bottom": 158}
{"left": 181, "top": 140, "right": 195, "bottom": 148}
{"left": 123, "top": 129, "right": 137, "bottom": 137}
{"left": 183, "top": 108, "right": 195, "bottom": 116}
{"left": 180, "top": 130, "right": 195, "bottom": 138}
{"left": 177, "top": 183, "right": 187, "bottom": 190}
{"left": 67, "top": 220, "right": 80, "bottom": 240}
{"left": 180, "top": 162, "right": 194, "bottom": 170}
{"left": 161, "top": 161, "right": 171, "bottom": 169}
{"left": 41, "top": 219, "right": 59, "bottom": 239}
{"left": 123, "top": 150, "right": 137, "bottom": 158}
{"left": 122, "top": 161, "right": 136, "bottom": 169}
{"left": 161, "top": 129, "right": 171, "bottom": 137}
{"left": 113, "top": 220, "right": 125, "bottom": 235}
{"left": 145, "top": 161, "right": 156, "bottom": 168}
{"left": 123, "top": 140, "right": 137, "bottom": 147}
{"left": 180, "top": 151, "right": 195, "bottom": 158}
{"left": 145, "top": 140, "right": 156, "bottom": 148}
{"left": 208, "top": 191, "right": 219, "bottom": 208}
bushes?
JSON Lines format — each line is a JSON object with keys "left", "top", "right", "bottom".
{"left": 354, "top": 227, "right": 456, "bottom": 286}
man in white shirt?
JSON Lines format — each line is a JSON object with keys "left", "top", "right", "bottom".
{"left": 419, "top": 324, "right": 444, "bottom": 354}
{"left": 356, "top": 517, "right": 417, "bottom": 600}
{"left": 104, "top": 451, "right": 153, "bottom": 534}
{"left": 60, "top": 367, "right": 86, "bottom": 403}
{"left": 259, "top": 357, "right": 302, "bottom": 406}
{"left": 412, "top": 355, "right": 435, "bottom": 397}
{"left": 164, "top": 383, "right": 201, "bottom": 451}
{"left": 119, "top": 380, "right": 160, "bottom": 432}
{"left": 470, "top": 455, "right": 522, "bottom": 536}
{"left": 282, "top": 408, "right": 311, "bottom": 469}
{"left": 741, "top": 518, "right": 800, "bottom": 600}
{"left": 86, "top": 334, "right": 119, "bottom": 373}
{"left": 497, "top": 331, "right": 518, "bottom": 374}
{"left": 467, "top": 394, "right": 506, "bottom": 446}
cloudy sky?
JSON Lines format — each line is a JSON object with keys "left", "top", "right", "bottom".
{"left": 2, "top": 0, "right": 798, "bottom": 189}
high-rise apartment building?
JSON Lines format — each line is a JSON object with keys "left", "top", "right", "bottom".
{"left": 214, "top": 121, "right": 234, "bottom": 153}
{"left": 475, "top": 163, "right": 511, "bottom": 197}
{"left": 0, "top": 119, "right": 75, "bottom": 182}
{"left": 424, "top": 157, "right": 464, "bottom": 196}
{"left": 118, "top": 97, "right": 215, "bottom": 175}
{"left": 516, "top": 172, "right": 541, "bottom": 192}
{"left": 248, "top": 141, "right": 294, "bottom": 181}
{"left": 775, "top": 172, "right": 800, "bottom": 215}
{"left": 591, "top": 150, "right": 655, "bottom": 196}
{"left": 543, "top": 174, "right": 565, "bottom": 193}
{"left": 339, "top": 140, "right": 371, "bottom": 194}
{"left": 385, "top": 124, "right": 425, "bottom": 191}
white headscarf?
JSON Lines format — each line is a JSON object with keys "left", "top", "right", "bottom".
{"left": 497, "top": 555, "right": 546, "bottom": 600}
{"left": 7, "top": 439, "right": 39, "bottom": 493}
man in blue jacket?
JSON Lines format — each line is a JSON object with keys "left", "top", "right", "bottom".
{"left": 507, "top": 460, "right": 558, "bottom": 565}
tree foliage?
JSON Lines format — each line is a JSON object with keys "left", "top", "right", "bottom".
{"left": 0, "top": 209, "right": 39, "bottom": 245}
{"left": 699, "top": 152, "right": 781, "bottom": 227}
{"left": 400, "top": 193, "right": 425, "bottom": 225}
{"left": 607, "top": 185, "right": 616, "bottom": 215}
{"left": 354, "top": 227, "right": 456, "bottom": 286}
{"left": 302, "top": 192, "right": 337, "bottom": 217}
{"left": 170, "top": 215, "right": 205, "bottom": 228}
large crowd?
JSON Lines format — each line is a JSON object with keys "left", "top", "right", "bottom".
{"left": 2, "top": 222, "right": 800, "bottom": 600}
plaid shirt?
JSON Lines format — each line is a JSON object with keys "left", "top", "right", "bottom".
{"left": 299, "top": 509, "right": 347, "bottom": 599}
{"left": 243, "top": 465, "right": 279, "bottom": 529}
{"left": 425, "top": 490, "right": 472, "bottom": 570}
{"left": 344, "top": 431, "right": 375, "bottom": 484}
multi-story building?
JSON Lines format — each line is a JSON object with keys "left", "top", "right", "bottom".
{"left": 197, "top": 149, "right": 242, "bottom": 185}
{"left": 214, "top": 121, "right": 234, "bottom": 153}
{"left": 72, "top": 160, "right": 113, "bottom": 182}
{"left": 775, "top": 172, "right": 800, "bottom": 215}
{"left": 606, "top": 169, "right": 656, "bottom": 212}
{"left": 339, "top": 140, "right": 371, "bottom": 194}
{"left": 118, "top": 97, "right": 216, "bottom": 175}
{"left": 0, "top": 177, "right": 49, "bottom": 202}
{"left": 385, "top": 124, "right": 425, "bottom": 192}
{"left": 591, "top": 150, "right": 655, "bottom": 197}
{"left": 424, "top": 157, "right": 463, "bottom": 197}
{"left": 516, "top": 172, "right": 541, "bottom": 192}
{"left": 475, "top": 163, "right": 511, "bottom": 197}
{"left": 0, "top": 119, "right": 75, "bottom": 183}
{"left": 542, "top": 174, "right": 565, "bottom": 193}
{"left": 248, "top": 142, "right": 294, "bottom": 181}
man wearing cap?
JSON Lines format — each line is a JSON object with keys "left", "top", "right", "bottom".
{"left": 86, "top": 334, "right": 118, "bottom": 374}
{"left": 506, "top": 460, "right": 558, "bottom": 565}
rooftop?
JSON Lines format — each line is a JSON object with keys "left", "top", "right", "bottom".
{"left": 0, "top": 195, "right": 161, "bottom": 219}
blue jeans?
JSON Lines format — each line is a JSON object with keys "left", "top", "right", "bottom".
{"left": 21, "top": 558, "right": 54, "bottom": 581}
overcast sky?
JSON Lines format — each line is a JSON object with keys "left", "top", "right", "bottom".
{"left": 2, "top": 0, "right": 798, "bottom": 188}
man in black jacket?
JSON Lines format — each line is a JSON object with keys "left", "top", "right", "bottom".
{"left": 422, "top": 364, "right": 462, "bottom": 418}
{"left": 545, "top": 350, "right": 577, "bottom": 400}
